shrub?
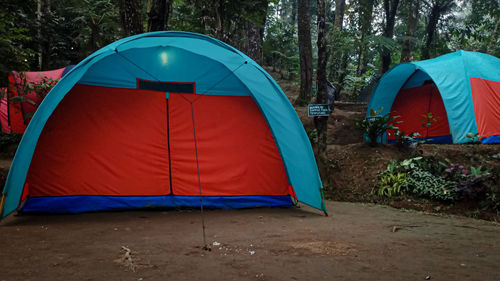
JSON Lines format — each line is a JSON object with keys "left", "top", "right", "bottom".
{"left": 376, "top": 160, "right": 407, "bottom": 197}
{"left": 392, "top": 129, "right": 422, "bottom": 148}
{"left": 443, "top": 164, "right": 493, "bottom": 200}
{"left": 358, "top": 107, "right": 400, "bottom": 146}
{"left": 406, "top": 167, "right": 458, "bottom": 201}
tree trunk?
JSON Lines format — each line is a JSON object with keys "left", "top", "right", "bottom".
{"left": 247, "top": 21, "right": 262, "bottom": 63}
{"left": 245, "top": 2, "right": 268, "bottom": 64}
{"left": 89, "top": 15, "right": 101, "bottom": 52}
{"left": 422, "top": 2, "right": 441, "bottom": 59}
{"left": 37, "top": 0, "right": 42, "bottom": 70}
{"left": 315, "top": 0, "right": 329, "bottom": 186}
{"left": 296, "top": 0, "right": 313, "bottom": 106}
{"left": 119, "top": 0, "right": 144, "bottom": 36}
{"left": 400, "top": 0, "right": 420, "bottom": 62}
{"left": 40, "top": 0, "right": 51, "bottom": 70}
{"left": 148, "top": 0, "right": 173, "bottom": 31}
{"left": 291, "top": 0, "right": 298, "bottom": 26}
{"left": 334, "top": 0, "right": 345, "bottom": 28}
{"left": 356, "top": 0, "right": 375, "bottom": 77}
{"left": 380, "top": 0, "right": 400, "bottom": 74}
{"left": 328, "top": 0, "right": 346, "bottom": 98}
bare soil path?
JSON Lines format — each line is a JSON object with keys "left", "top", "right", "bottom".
{"left": 0, "top": 201, "right": 499, "bottom": 281}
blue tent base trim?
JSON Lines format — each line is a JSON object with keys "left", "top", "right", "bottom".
{"left": 388, "top": 135, "right": 453, "bottom": 144}
{"left": 482, "top": 135, "right": 500, "bottom": 144}
{"left": 20, "top": 195, "right": 294, "bottom": 214}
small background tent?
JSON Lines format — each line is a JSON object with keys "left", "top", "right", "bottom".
{"left": 367, "top": 50, "right": 500, "bottom": 144}
{"left": 1, "top": 66, "right": 74, "bottom": 133}
{"left": 0, "top": 88, "right": 7, "bottom": 132}
{"left": 0, "top": 31, "right": 324, "bottom": 219}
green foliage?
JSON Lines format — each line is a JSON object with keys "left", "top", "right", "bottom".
{"left": 306, "top": 127, "right": 318, "bottom": 145}
{"left": 0, "top": 3, "right": 34, "bottom": 86}
{"left": 358, "top": 107, "right": 400, "bottom": 146}
{"left": 421, "top": 112, "right": 439, "bottom": 129}
{"left": 392, "top": 129, "right": 422, "bottom": 148}
{"left": 406, "top": 167, "right": 457, "bottom": 201}
{"left": 376, "top": 160, "right": 408, "bottom": 197}
{"left": 443, "top": 163, "right": 493, "bottom": 200}
{"left": 465, "top": 132, "right": 482, "bottom": 144}
{"left": 263, "top": 5, "right": 299, "bottom": 77}
{"left": 376, "top": 155, "right": 499, "bottom": 210}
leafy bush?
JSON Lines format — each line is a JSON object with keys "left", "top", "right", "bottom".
{"left": 392, "top": 129, "right": 423, "bottom": 148}
{"left": 421, "top": 112, "right": 439, "bottom": 130}
{"left": 376, "top": 160, "right": 407, "bottom": 197}
{"left": 406, "top": 167, "right": 457, "bottom": 201}
{"left": 443, "top": 164, "right": 492, "bottom": 200}
{"left": 465, "top": 132, "right": 482, "bottom": 144}
{"left": 375, "top": 156, "right": 498, "bottom": 207}
{"left": 358, "top": 107, "right": 400, "bottom": 146}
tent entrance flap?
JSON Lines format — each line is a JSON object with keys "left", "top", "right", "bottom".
{"left": 388, "top": 82, "right": 451, "bottom": 142}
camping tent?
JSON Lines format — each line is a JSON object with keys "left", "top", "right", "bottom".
{"left": 0, "top": 88, "right": 7, "bottom": 132}
{"left": 0, "top": 31, "right": 325, "bottom": 219}
{"left": 367, "top": 50, "right": 500, "bottom": 144}
{"left": 2, "top": 66, "right": 74, "bottom": 134}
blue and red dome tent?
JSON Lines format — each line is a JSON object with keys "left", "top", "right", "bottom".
{"left": 367, "top": 50, "right": 500, "bottom": 144}
{"left": 0, "top": 32, "right": 325, "bottom": 219}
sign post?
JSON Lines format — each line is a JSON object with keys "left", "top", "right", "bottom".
{"left": 308, "top": 104, "right": 331, "bottom": 117}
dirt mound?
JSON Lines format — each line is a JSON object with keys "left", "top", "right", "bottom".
{"left": 326, "top": 143, "right": 500, "bottom": 221}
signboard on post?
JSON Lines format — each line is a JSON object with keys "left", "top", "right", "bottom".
{"left": 308, "top": 104, "right": 330, "bottom": 117}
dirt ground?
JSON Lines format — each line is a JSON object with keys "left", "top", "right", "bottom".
{"left": 1, "top": 201, "right": 499, "bottom": 281}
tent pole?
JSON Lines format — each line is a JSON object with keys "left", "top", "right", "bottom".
{"left": 190, "top": 103, "right": 209, "bottom": 251}
{"left": 0, "top": 193, "right": 5, "bottom": 218}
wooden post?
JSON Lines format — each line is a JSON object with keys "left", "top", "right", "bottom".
{"left": 0, "top": 194, "right": 6, "bottom": 218}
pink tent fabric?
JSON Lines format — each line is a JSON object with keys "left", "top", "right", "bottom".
{"left": 0, "top": 88, "right": 9, "bottom": 133}
{"left": 7, "top": 68, "right": 65, "bottom": 133}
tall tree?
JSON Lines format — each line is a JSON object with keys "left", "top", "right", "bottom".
{"left": 148, "top": 0, "right": 173, "bottom": 31}
{"left": 334, "top": 0, "right": 345, "bottom": 28}
{"left": 400, "top": 0, "right": 420, "bottom": 62}
{"left": 246, "top": 20, "right": 265, "bottom": 64}
{"left": 421, "top": 0, "right": 455, "bottom": 59}
{"left": 118, "top": 0, "right": 143, "bottom": 36}
{"left": 245, "top": 1, "right": 268, "bottom": 64}
{"left": 315, "top": 0, "right": 328, "bottom": 165}
{"left": 38, "top": 0, "right": 52, "bottom": 70}
{"left": 380, "top": 0, "right": 400, "bottom": 74}
{"left": 328, "top": 0, "right": 347, "bottom": 98}
{"left": 356, "top": 0, "right": 375, "bottom": 77}
{"left": 296, "top": 0, "right": 313, "bottom": 105}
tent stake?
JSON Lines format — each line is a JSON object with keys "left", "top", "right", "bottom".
{"left": 190, "top": 103, "right": 209, "bottom": 251}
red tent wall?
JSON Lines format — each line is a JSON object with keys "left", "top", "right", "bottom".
{"left": 470, "top": 78, "right": 500, "bottom": 139}
{"left": 25, "top": 84, "right": 289, "bottom": 199}
{"left": 7, "top": 68, "right": 65, "bottom": 133}
{"left": 388, "top": 83, "right": 451, "bottom": 141}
